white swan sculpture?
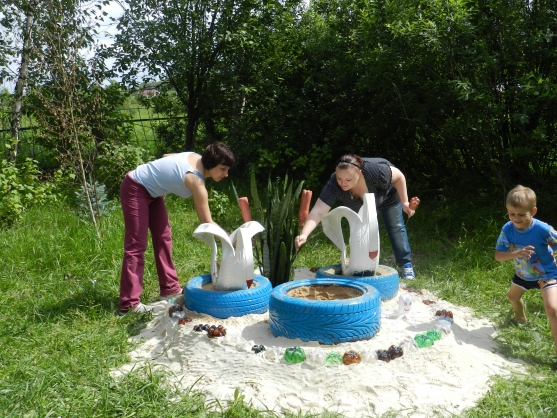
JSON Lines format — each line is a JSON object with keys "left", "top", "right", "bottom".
{"left": 192, "top": 221, "right": 265, "bottom": 291}
{"left": 321, "top": 193, "right": 380, "bottom": 276}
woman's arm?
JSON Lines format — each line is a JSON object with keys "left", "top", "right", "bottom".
{"left": 184, "top": 172, "right": 215, "bottom": 224}
{"left": 390, "top": 166, "right": 414, "bottom": 218}
{"left": 295, "top": 198, "right": 331, "bottom": 249}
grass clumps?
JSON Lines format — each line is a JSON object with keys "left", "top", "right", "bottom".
{"left": 1, "top": 194, "right": 557, "bottom": 417}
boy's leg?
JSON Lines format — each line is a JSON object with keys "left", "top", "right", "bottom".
{"left": 540, "top": 284, "right": 557, "bottom": 356}
{"left": 507, "top": 283, "right": 527, "bottom": 324}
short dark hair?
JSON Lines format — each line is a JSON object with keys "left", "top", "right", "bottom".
{"left": 201, "top": 142, "right": 236, "bottom": 170}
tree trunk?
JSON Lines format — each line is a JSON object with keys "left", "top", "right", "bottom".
{"left": 185, "top": 99, "right": 200, "bottom": 151}
{"left": 10, "top": 2, "right": 35, "bottom": 161}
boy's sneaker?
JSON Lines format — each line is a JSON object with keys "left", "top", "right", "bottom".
{"left": 118, "top": 302, "right": 165, "bottom": 316}
{"left": 402, "top": 263, "right": 415, "bottom": 280}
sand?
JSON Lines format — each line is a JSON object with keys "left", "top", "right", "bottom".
{"left": 112, "top": 269, "right": 524, "bottom": 417}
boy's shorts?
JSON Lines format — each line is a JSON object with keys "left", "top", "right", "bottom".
{"left": 512, "top": 275, "right": 557, "bottom": 291}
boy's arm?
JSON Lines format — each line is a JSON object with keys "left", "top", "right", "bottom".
{"left": 495, "top": 246, "right": 534, "bottom": 262}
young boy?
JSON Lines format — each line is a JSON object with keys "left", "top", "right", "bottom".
{"left": 495, "top": 185, "right": 557, "bottom": 356}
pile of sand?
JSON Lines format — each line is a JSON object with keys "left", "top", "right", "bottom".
{"left": 112, "top": 269, "right": 524, "bottom": 417}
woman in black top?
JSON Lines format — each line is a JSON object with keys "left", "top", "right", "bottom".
{"left": 295, "top": 154, "right": 418, "bottom": 279}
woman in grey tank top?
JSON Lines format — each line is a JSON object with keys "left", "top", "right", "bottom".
{"left": 118, "top": 142, "right": 235, "bottom": 315}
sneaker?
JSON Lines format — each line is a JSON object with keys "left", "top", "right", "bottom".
{"left": 118, "top": 302, "right": 165, "bottom": 316}
{"left": 159, "top": 291, "right": 182, "bottom": 302}
{"left": 402, "top": 263, "right": 415, "bottom": 280}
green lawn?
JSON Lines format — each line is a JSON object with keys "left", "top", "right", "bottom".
{"left": 0, "top": 195, "right": 555, "bottom": 417}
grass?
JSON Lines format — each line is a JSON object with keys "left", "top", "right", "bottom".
{"left": 0, "top": 193, "right": 556, "bottom": 417}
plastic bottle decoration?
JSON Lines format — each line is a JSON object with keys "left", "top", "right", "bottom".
{"left": 321, "top": 193, "right": 380, "bottom": 275}
{"left": 307, "top": 350, "right": 327, "bottom": 366}
{"left": 252, "top": 344, "right": 266, "bottom": 354}
{"left": 343, "top": 350, "right": 362, "bottom": 365}
{"left": 325, "top": 352, "right": 343, "bottom": 366}
{"left": 360, "top": 349, "right": 378, "bottom": 363}
{"left": 400, "top": 338, "right": 418, "bottom": 353}
{"left": 376, "top": 350, "right": 391, "bottom": 362}
{"left": 434, "top": 309, "right": 454, "bottom": 334}
{"left": 414, "top": 328, "right": 442, "bottom": 348}
{"left": 387, "top": 293, "right": 413, "bottom": 319}
{"left": 192, "top": 221, "right": 264, "bottom": 290}
{"left": 414, "top": 334, "right": 434, "bottom": 348}
{"left": 388, "top": 345, "right": 403, "bottom": 359}
{"left": 426, "top": 329, "right": 442, "bottom": 342}
{"left": 284, "top": 346, "right": 306, "bottom": 364}
{"left": 169, "top": 304, "right": 185, "bottom": 318}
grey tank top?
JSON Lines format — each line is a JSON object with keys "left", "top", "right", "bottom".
{"left": 131, "top": 152, "right": 204, "bottom": 198}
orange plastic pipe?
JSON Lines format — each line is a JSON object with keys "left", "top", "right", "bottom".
{"left": 298, "top": 190, "right": 312, "bottom": 226}
{"left": 238, "top": 197, "right": 252, "bottom": 222}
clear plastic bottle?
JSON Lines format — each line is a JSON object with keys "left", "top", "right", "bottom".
{"left": 307, "top": 350, "right": 326, "bottom": 366}
{"left": 435, "top": 318, "right": 453, "bottom": 334}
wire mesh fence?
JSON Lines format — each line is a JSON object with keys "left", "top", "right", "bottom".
{"left": 0, "top": 107, "right": 172, "bottom": 166}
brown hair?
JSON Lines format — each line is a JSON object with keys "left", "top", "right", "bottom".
{"left": 506, "top": 185, "right": 536, "bottom": 210}
{"left": 336, "top": 154, "right": 364, "bottom": 171}
{"left": 201, "top": 142, "right": 236, "bottom": 169}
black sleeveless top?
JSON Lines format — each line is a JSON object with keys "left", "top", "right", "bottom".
{"left": 318, "top": 158, "right": 399, "bottom": 211}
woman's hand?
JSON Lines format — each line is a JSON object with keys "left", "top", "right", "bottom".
{"left": 295, "top": 235, "right": 307, "bottom": 251}
{"left": 402, "top": 201, "right": 415, "bottom": 218}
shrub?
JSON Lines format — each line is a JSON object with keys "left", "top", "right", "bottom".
{"left": 96, "top": 142, "right": 152, "bottom": 199}
{"left": 74, "top": 180, "right": 116, "bottom": 221}
{"left": 208, "top": 187, "right": 232, "bottom": 226}
{"left": 0, "top": 158, "right": 58, "bottom": 228}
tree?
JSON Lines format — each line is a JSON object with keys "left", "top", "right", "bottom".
{"left": 108, "top": 0, "right": 296, "bottom": 152}
{"left": 0, "top": 0, "right": 36, "bottom": 160}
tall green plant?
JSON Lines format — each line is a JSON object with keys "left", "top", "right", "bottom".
{"left": 248, "top": 168, "right": 304, "bottom": 287}
{"left": 0, "top": 158, "right": 58, "bottom": 228}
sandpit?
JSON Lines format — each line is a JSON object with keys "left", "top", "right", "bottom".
{"left": 112, "top": 269, "right": 524, "bottom": 417}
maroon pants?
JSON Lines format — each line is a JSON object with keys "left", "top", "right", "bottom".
{"left": 119, "top": 173, "right": 182, "bottom": 311}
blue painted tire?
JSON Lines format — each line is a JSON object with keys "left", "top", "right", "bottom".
{"left": 184, "top": 274, "right": 271, "bottom": 319}
{"left": 315, "top": 264, "right": 399, "bottom": 301}
{"left": 269, "top": 278, "right": 381, "bottom": 345}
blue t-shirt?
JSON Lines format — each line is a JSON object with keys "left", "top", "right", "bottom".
{"left": 495, "top": 218, "right": 557, "bottom": 280}
{"left": 131, "top": 152, "right": 204, "bottom": 198}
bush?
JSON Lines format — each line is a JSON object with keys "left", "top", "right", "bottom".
{"left": 96, "top": 142, "right": 152, "bottom": 199}
{"left": 153, "top": 119, "right": 186, "bottom": 157}
{"left": 207, "top": 187, "right": 232, "bottom": 226}
{"left": 0, "top": 158, "right": 58, "bottom": 228}
{"left": 74, "top": 180, "right": 116, "bottom": 221}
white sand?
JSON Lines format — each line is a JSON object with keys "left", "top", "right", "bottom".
{"left": 113, "top": 269, "right": 524, "bottom": 417}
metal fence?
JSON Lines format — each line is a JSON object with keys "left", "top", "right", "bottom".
{"left": 0, "top": 107, "right": 169, "bottom": 166}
